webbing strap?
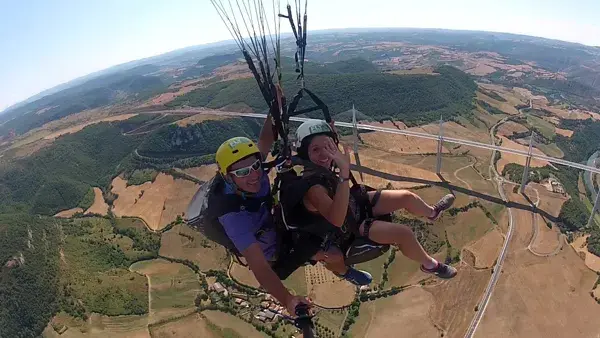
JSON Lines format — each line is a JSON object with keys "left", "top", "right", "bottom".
{"left": 287, "top": 88, "right": 331, "bottom": 121}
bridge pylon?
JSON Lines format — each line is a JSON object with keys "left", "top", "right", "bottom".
{"left": 588, "top": 191, "right": 600, "bottom": 228}
{"left": 436, "top": 115, "right": 444, "bottom": 175}
{"left": 520, "top": 131, "right": 535, "bottom": 194}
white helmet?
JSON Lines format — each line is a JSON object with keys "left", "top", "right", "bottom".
{"left": 295, "top": 120, "right": 335, "bottom": 159}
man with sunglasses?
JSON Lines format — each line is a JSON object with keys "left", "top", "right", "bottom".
{"left": 214, "top": 116, "right": 372, "bottom": 315}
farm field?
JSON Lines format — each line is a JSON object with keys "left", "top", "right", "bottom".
{"left": 85, "top": 187, "right": 109, "bottom": 215}
{"left": 463, "top": 228, "right": 504, "bottom": 268}
{"left": 54, "top": 207, "right": 83, "bottom": 218}
{"left": 497, "top": 121, "right": 529, "bottom": 137}
{"left": 350, "top": 150, "right": 441, "bottom": 189}
{"left": 305, "top": 263, "right": 355, "bottom": 308}
{"left": 230, "top": 262, "right": 260, "bottom": 288}
{"left": 111, "top": 173, "right": 199, "bottom": 231}
{"left": 476, "top": 192, "right": 600, "bottom": 338}
{"left": 43, "top": 114, "right": 138, "bottom": 140}
{"left": 44, "top": 312, "right": 150, "bottom": 338}
{"left": 496, "top": 136, "right": 549, "bottom": 173}
{"left": 349, "top": 288, "right": 439, "bottom": 338}
{"left": 530, "top": 214, "right": 562, "bottom": 254}
{"left": 201, "top": 311, "right": 268, "bottom": 338}
{"left": 571, "top": 235, "right": 600, "bottom": 273}
{"left": 160, "top": 223, "right": 229, "bottom": 271}
{"left": 181, "top": 164, "right": 218, "bottom": 181}
{"left": 282, "top": 265, "right": 308, "bottom": 296}
{"left": 130, "top": 259, "right": 200, "bottom": 323}
{"left": 148, "top": 313, "right": 215, "bottom": 338}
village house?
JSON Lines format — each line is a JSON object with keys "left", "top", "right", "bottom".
{"left": 210, "top": 282, "right": 229, "bottom": 297}
{"left": 264, "top": 310, "right": 277, "bottom": 322}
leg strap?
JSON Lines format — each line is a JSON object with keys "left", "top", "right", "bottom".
{"left": 370, "top": 189, "right": 383, "bottom": 208}
{"left": 362, "top": 218, "right": 376, "bottom": 238}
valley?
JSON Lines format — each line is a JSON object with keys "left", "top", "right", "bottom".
{"left": 1, "top": 29, "right": 599, "bottom": 338}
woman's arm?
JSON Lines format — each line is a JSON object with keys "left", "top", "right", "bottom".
{"left": 304, "top": 181, "right": 350, "bottom": 227}
{"left": 304, "top": 138, "right": 351, "bottom": 227}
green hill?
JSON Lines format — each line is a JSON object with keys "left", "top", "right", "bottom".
{"left": 0, "top": 214, "right": 61, "bottom": 338}
{"left": 168, "top": 65, "right": 476, "bottom": 126}
{"left": 0, "top": 65, "right": 167, "bottom": 137}
{"left": 137, "top": 117, "right": 262, "bottom": 158}
{"left": 0, "top": 122, "right": 144, "bottom": 215}
{"left": 0, "top": 116, "right": 263, "bottom": 215}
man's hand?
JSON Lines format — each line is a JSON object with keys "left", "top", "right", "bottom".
{"left": 285, "top": 295, "right": 312, "bottom": 316}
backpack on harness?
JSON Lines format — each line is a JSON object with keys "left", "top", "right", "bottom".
{"left": 185, "top": 174, "right": 273, "bottom": 260}
{"left": 185, "top": 175, "right": 244, "bottom": 257}
{"left": 274, "top": 162, "right": 390, "bottom": 266}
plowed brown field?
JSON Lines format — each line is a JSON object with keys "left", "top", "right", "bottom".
{"left": 85, "top": 187, "right": 109, "bottom": 215}
{"left": 111, "top": 174, "right": 199, "bottom": 231}
{"left": 477, "top": 192, "right": 600, "bottom": 338}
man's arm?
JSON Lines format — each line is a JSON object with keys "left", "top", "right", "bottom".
{"left": 243, "top": 243, "right": 294, "bottom": 307}
{"left": 257, "top": 113, "right": 275, "bottom": 158}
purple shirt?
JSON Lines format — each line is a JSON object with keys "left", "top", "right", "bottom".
{"left": 218, "top": 174, "right": 277, "bottom": 260}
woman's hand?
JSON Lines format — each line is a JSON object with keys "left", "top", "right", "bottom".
{"left": 322, "top": 138, "right": 350, "bottom": 178}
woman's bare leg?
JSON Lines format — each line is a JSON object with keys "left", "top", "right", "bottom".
{"left": 368, "top": 190, "right": 434, "bottom": 218}
{"left": 360, "top": 220, "right": 437, "bottom": 268}
{"left": 368, "top": 190, "right": 455, "bottom": 220}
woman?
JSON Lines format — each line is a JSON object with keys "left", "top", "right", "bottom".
{"left": 213, "top": 115, "right": 372, "bottom": 315}
{"left": 292, "top": 120, "right": 458, "bottom": 279}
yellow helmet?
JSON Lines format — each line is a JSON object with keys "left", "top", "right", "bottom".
{"left": 216, "top": 137, "right": 261, "bottom": 175}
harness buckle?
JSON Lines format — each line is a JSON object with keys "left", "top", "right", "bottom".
{"left": 275, "top": 157, "right": 293, "bottom": 173}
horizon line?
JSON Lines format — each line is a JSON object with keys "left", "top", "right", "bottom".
{"left": 2, "top": 26, "right": 598, "bottom": 114}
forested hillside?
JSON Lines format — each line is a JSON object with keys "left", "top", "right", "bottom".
{"left": 168, "top": 65, "right": 477, "bottom": 125}
{"left": 556, "top": 119, "right": 600, "bottom": 163}
{"left": 137, "top": 118, "right": 262, "bottom": 157}
{"left": 0, "top": 123, "right": 144, "bottom": 215}
{"left": 0, "top": 214, "right": 61, "bottom": 338}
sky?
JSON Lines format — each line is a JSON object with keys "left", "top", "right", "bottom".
{"left": 1, "top": 0, "right": 600, "bottom": 112}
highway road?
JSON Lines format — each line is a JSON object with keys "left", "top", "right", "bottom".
{"left": 463, "top": 118, "right": 515, "bottom": 338}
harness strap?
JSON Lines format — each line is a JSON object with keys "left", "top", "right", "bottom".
{"left": 370, "top": 189, "right": 383, "bottom": 211}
